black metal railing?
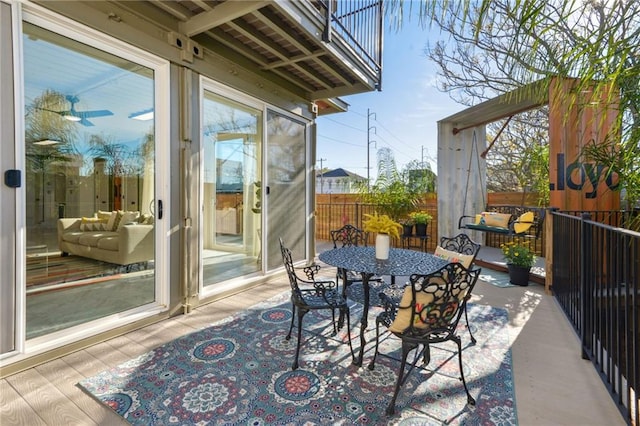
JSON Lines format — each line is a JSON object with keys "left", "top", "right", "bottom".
{"left": 552, "top": 209, "right": 639, "bottom": 425}
{"left": 315, "top": 0, "right": 383, "bottom": 87}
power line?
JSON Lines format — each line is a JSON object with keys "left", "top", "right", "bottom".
{"left": 374, "top": 118, "right": 437, "bottom": 168}
{"left": 317, "top": 133, "right": 364, "bottom": 147}
{"left": 319, "top": 104, "right": 437, "bottom": 173}
{"left": 321, "top": 116, "right": 366, "bottom": 133}
{"left": 374, "top": 119, "right": 414, "bottom": 149}
{"left": 370, "top": 132, "right": 419, "bottom": 167}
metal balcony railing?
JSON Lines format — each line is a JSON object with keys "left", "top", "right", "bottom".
{"left": 552, "top": 209, "right": 639, "bottom": 426}
{"left": 315, "top": 0, "right": 383, "bottom": 88}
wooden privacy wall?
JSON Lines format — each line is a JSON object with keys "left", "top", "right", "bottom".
{"left": 548, "top": 77, "right": 620, "bottom": 211}
{"left": 487, "top": 192, "right": 539, "bottom": 206}
{"left": 315, "top": 193, "right": 545, "bottom": 254}
{"left": 315, "top": 193, "right": 439, "bottom": 251}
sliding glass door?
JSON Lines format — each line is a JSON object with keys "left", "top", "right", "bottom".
{"left": 21, "top": 16, "right": 166, "bottom": 340}
{"left": 201, "top": 88, "right": 262, "bottom": 286}
{"left": 265, "top": 111, "right": 308, "bottom": 269}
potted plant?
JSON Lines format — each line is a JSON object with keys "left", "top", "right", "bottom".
{"left": 409, "top": 211, "right": 433, "bottom": 237}
{"left": 357, "top": 169, "right": 420, "bottom": 221}
{"left": 398, "top": 217, "right": 415, "bottom": 236}
{"left": 251, "top": 181, "right": 261, "bottom": 213}
{"left": 501, "top": 239, "right": 536, "bottom": 286}
{"left": 362, "top": 213, "right": 402, "bottom": 260}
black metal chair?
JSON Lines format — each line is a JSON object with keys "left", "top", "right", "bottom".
{"left": 330, "top": 224, "right": 384, "bottom": 299}
{"left": 279, "top": 238, "right": 352, "bottom": 370}
{"left": 368, "top": 263, "right": 481, "bottom": 416}
{"left": 439, "top": 233, "right": 482, "bottom": 260}
{"left": 439, "top": 233, "right": 482, "bottom": 344}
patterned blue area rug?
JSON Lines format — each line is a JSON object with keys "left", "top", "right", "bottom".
{"left": 78, "top": 293, "right": 517, "bottom": 425}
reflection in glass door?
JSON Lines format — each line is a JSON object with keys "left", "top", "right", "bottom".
{"left": 202, "top": 89, "right": 262, "bottom": 285}
{"left": 22, "top": 22, "right": 158, "bottom": 339}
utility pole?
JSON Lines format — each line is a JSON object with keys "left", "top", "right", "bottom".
{"left": 317, "top": 158, "right": 327, "bottom": 193}
{"left": 367, "top": 108, "right": 376, "bottom": 191}
{"left": 421, "top": 146, "right": 436, "bottom": 168}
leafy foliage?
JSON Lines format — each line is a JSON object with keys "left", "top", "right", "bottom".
{"left": 409, "top": 211, "right": 433, "bottom": 224}
{"left": 388, "top": 0, "right": 639, "bottom": 212}
{"left": 25, "top": 89, "right": 78, "bottom": 173}
{"left": 485, "top": 113, "right": 549, "bottom": 206}
{"left": 252, "top": 181, "right": 261, "bottom": 214}
{"left": 357, "top": 161, "right": 423, "bottom": 221}
{"left": 501, "top": 239, "right": 536, "bottom": 268}
{"left": 403, "top": 160, "right": 437, "bottom": 193}
{"left": 362, "top": 213, "right": 402, "bottom": 239}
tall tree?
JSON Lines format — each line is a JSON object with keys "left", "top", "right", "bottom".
{"left": 388, "top": 0, "right": 640, "bottom": 207}
{"left": 403, "top": 159, "right": 437, "bottom": 193}
{"left": 357, "top": 160, "right": 421, "bottom": 221}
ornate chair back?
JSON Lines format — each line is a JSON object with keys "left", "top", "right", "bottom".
{"left": 393, "top": 263, "right": 479, "bottom": 338}
{"left": 279, "top": 237, "right": 352, "bottom": 370}
{"left": 369, "top": 262, "right": 480, "bottom": 415}
{"left": 329, "top": 224, "right": 384, "bottom": 297}
{"left": 437, "top": 233, "right": 482, "bottom": 343}
{"left": 439, "top": 233, "right": 481, "bottom": 260}
{"left": 279, "top": 237, "right": 304, "bottom": 302}
{"left": 330, "top": 224, "right": 367, "bottom": 248}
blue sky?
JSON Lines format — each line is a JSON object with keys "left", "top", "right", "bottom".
{"left": 316, "top": 14, "right": 465, "bottom": 180}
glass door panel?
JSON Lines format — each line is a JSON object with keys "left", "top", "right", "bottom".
{"left": 265, "top": 111, "right": 307, "bottom": 269}
{"left": 23, "top": 22, "right": 157, "bottom": 338}
{"left": 202, "top": 90, "right": 261, "bottom": 285}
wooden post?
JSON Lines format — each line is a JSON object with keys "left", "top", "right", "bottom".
{"left": 548, "top": 77, "right": 620, "bottom": 211}
{"left": 544, "top": 207, "right": 557, "bottom": 295}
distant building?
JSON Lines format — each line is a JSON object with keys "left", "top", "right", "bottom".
{"left": 376, "top": 147, "right": 396, "bottom": 181}
{"left": 316, "top": 168, "right": 367, "bottom": 194}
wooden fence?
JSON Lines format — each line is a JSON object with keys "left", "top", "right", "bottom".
{"left": 315, "top": 192, "right": 545, "bottom": 255}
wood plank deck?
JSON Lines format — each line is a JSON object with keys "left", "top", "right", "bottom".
{"left": 0, "top": 252, "right": 625, "bottom": 425}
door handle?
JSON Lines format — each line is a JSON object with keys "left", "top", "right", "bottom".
{"left": 158, "top": 200, "right": 163, "bottom": 219}
{"left": 4, "top": 170, "right": 21, "bottom": 188}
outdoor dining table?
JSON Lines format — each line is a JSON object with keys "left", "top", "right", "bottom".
{"left": 318, "top": 246, "right": 449, "bottom": 366}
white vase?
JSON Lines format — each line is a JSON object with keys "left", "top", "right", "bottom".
{"left": 375, "top": 233, "right": 390, "bottom": 260}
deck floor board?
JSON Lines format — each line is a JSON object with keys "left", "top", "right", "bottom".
{"left": 0, "top": 248, "right": 625, "bottom": 426}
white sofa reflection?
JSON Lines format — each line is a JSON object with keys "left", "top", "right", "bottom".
{"left": 57, "top": 212, "right": 154, "bottom": 266}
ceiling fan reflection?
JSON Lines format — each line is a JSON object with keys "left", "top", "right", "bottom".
{"left": 36, "top": 95, "right": 113, "bottom": 126}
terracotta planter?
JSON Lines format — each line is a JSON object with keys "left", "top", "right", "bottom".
{"left": 375, "top": 233, "right": 390, "bottom": 260}
{"left": 507, "top": 264, "right": 531, "bottom": 286}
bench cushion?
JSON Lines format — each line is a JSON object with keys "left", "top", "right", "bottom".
{"left": 388, "top": 276, "right": 462, "bottom": 333}
{"left": 479, "top": 211, "right": 511, "bottom": 228}
{"left": 434, "top": 246, "right": 474, "bottom": 269}
{"left": 514, "top": 211, "right": 535, "bottom": 234}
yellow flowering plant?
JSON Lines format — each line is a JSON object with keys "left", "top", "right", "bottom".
{"left": 501, "top": 239, "right": 536, "bottom": 268}
{"left": 362, "top": 213, "right": 402, "bottom": 239}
